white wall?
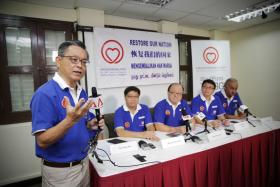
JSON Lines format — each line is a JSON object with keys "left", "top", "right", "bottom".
{"left": 230, "top": 20, "right": 280, "bottom": 120}
{"left": 0, "top": 122, "right": 41, "bottom": 186}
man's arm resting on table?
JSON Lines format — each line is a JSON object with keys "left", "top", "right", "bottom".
{"left": 115, "top": 127, "right": 159, "bottom": 141}
{"left": 155, "top": 123, "right": 185, "bottom": 134}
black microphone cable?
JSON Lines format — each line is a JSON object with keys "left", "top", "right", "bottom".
{"left": 95, "top": 148, "right": 161, "bottom": 167}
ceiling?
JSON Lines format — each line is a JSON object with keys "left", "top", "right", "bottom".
{"left": 12, "top": 0, "right": 280, "bottom": 32}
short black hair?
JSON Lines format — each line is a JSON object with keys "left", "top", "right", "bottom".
{"left": 58, "top": 40, "right": 88, "bottom": 58}
{"left": 124, "top": 86, "right": 141, "bottom": 96}
{"left": 202, "top": 79, "right": 216, "bottom": 89}
{"left": 167, "top": 83, "right": 184, "bottom": 92}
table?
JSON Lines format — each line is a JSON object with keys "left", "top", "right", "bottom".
{"left": 90, "top": 119, "right": 280, "bottom": 187}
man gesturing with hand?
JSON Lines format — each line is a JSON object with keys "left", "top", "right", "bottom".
{"left": 30, "top": 40, "right": 104, "bottom": 187}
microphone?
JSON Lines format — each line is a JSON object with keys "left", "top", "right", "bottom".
{"left": 196, "top": 112, "right": 206, "bottom": 122}
{"left": 138, "top": 140, "right": 150, "bottom": 150}
{"left": 239, "top": 105, "right": 256, "bottom": 118}
{"left": 239, "top": 105, "right": 256, "bottom": 127}
{"left": 181, "top": 108, "right": 191, "bottom": 131}
{"left": 181, "top": 109, "right": 202, "bottom": 143}
{"left": 196, "top": 112, "right": 210, "bottom": 134}
{"left": 91, "top": 87, "right": 102, "bottom": 123}
{"left": 87, "top": 87, "right": 104, "bottom": 163}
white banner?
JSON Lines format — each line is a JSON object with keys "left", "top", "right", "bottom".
{"left": 92, "top": 28, "right": 179, "bottom": 88}
{"left": 191, "top": 40, "right": 231, "bottom": 96}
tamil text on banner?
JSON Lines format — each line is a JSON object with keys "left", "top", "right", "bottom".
{"left": 191, "top": 40, "right": 231, "bottom": 96}
{"left": 92, "top": 28, "right": 179, "bottom": 88}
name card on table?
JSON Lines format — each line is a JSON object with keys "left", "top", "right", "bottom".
{"left": 233, "top": 121, "right": 250, "bottom": 131}
{"left": 207, "top": 130, "right": 227, "bottom": 142}
{"left": 103, "top": 140, "right": 138, "bottom": 155}
{"left": 160, "top": 135, "right": 185, "bottom": 149}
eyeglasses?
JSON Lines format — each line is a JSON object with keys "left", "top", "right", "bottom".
{"left": 168, "top": 91, "right": 183, "bottom": 96}
{"left": 61, "top": 56, "right": 89, "bottom": 65}
{"left": 202, "top": 86, "right": 215, "bottom": 90}
{"left": 126, "top": 95, "right": 139, "bottom": 99}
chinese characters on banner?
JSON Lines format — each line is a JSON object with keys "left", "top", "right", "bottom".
{"left": 93, "top": 28, "right": 179, "bottom": 88}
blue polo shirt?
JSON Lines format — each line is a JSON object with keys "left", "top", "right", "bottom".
{"left": 191, "top": 94, "right": 225, "bottom": 120}
{"left": 114, "top": 104, "right": 153, "bottom": 132}
{"left": 153, "top": 99, "right": 193, "bottom": 127}
{"left": 30, "top": 78, "right": 96, "bottom": 163}
{"left": 215, "top": 90, "right": 243, "bottom": 115}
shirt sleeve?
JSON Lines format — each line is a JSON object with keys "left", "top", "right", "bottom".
{"left": 216, "top": 97, "right": 226, "bottom": 116}
{"left": 30, "top": 91, "right": 58, "bottom": 135}
{"left": 143, "top": 105, "right": 153, "bottom": 126}
{"left": 113, "top": 107, "right": 124, "bottom": 129}
{"left": 153, "top": 101, "right": 165, "bottom": 124}
{"left": 191, "top": 97, "right": 200, "bottom": 115}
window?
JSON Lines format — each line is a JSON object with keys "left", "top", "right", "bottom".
{"left": 0, "top": 14, "right": 76, "bottom": 125}
{"left": 176, "top": 34, "right": 209, "bottom": 101}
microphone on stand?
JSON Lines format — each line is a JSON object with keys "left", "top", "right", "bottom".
{"left": 239, "top": 105, "right": 256, "bottom": 118}
{"left": 196, "top": 112, "right": 210, "bottom": 134}
{"left": 88, "top": 87, "right": 103, "bottom": 163}
{"left": 238, "top": 105, "right": 256, "bottom": 127}
{"left": 181, "top": 108, "right": 201, "bottom": 143}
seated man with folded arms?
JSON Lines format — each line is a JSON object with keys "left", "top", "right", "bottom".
{"left": 191, "top": 79, "right": 230, "bottom": 128}
{"left": 114, "top": 86, "right": 159, "bottom": 141}
{"left": 215, "top": 78, "right": 246, "bottom": 119}
{"left": 154, "top": 83, "right": 194, "bottom": 134}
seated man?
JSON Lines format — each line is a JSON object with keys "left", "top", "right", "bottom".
{"left": 114, "top": 86, "right": 159, "bottom": 141}
{"left": 191, "top": 79, "right": 229, "bottom": 128}
{"left": 154, "top": 83, "right": 194, "bottom": 134}
{"left": 215, "top": 78, "right": 246, "bottom": 119}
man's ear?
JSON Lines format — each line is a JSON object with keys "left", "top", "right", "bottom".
{"left": 55, "top": 56, "right": 62, "bottom": 68}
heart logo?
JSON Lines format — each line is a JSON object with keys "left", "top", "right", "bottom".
{"left": 203, "top": 47, "right": 219, "bottom": 64}
{"left": 105, "top": 48, "right": 120, "bottom": 63}
{"left": 206, "top": 53, "right": 216, "bottom": 63}
{"left": 101, "top": 40, "right": 124, "bottom": 64}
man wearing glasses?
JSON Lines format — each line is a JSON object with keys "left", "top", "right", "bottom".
{"left": 114, "top": 86, "right": 159, "bottom": 141}
{"left": 30, "top": 40, "right": 104, "bottom": 186}
{"left": 153, "top": 83, "right": 194, "bottom": 133}
{"left": 191, "top": 79, "right": 229, "bottom": 128}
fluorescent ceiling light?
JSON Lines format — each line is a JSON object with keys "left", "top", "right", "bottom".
{"left": 127, "top": 0, "right": 174, "bottom": 7}
{"left": 225, "top": 2, "right": 280, "bottom": 22}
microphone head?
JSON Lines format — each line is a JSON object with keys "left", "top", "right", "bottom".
{"left": 138, "top": 140, "right": 149, "bottom": 150}
{"left": 91, "top": 87, "right": 101, "bottom": 98}
{"left": 239, "top": 105, "right": 248, "bottom": 113}
{"left": 181, "top": 108, "right": 187, "bottom": 116}
{"left": 196, "top": 112, "right": 206, "bottom": 121}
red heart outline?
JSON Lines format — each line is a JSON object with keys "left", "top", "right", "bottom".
{"left": 105, "top": 48, "right": 120, "bottom": 63}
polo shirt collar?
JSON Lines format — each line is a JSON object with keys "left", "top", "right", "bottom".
{"left": 166, "top": 98, "right": 181, "bottom": 108}
{"left": 53, "top": 72, "right": 82, "bottom": 91}
{"left": 222, "top": 89, "right": 234, "bottom": 102}
{"left": 200, "top": 93, "right": 215, "bottom": 102}
{"left": 123, "top": 104, "right": 142, "bottom": 112}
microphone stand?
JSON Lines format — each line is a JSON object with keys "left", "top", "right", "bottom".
{"left": 245, "top": 112, "right": 256, "bottom": 127}
{"left": 196, "top": 120, "right": 210, "bottom": 135}
{"left": 183, "top": 120, "right": 201, "bottom": 142}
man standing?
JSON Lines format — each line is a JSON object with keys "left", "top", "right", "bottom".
{"left": 30, "top": 40, "right": 104, "bottom": 187}
{"left": 154, "top": 83, "right": 193, "bottom": 133}
{"left": 215, "top": 78, "right": 246, "bottom": 119}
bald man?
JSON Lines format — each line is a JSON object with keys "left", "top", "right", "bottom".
{"left": 215, "top": 78, "right": 246, "bottom": 119}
